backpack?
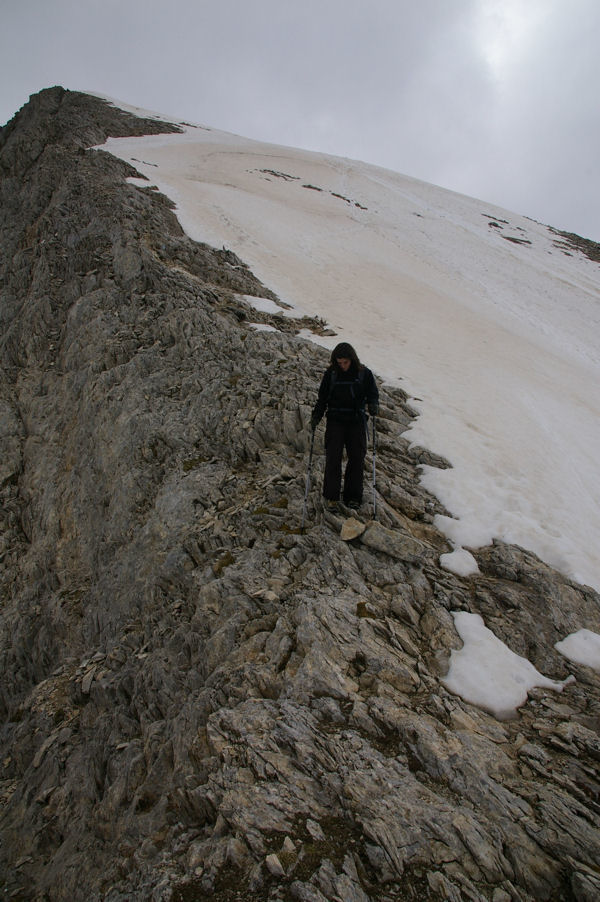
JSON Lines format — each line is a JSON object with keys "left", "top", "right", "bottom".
{"left": 328, "top": 367, "right": 367, "bottom": 420}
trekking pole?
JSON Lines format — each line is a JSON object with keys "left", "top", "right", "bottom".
{"left": 372, "top": 415, "right": 377, "bottom": 519}
{"left": 301, "top": 426, "right": 316, "bottom": 533}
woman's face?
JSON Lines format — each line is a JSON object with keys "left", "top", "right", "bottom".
{"left": 337, "top": 357, "right": 351, "bottom": 372}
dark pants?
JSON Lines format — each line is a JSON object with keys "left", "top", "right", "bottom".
{"left": 323, "top": 418, "right": 367, "bottom": 504}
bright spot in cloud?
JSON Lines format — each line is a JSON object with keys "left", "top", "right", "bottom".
{"left": 477, "top": 0, "right": 549, "bottom": 77}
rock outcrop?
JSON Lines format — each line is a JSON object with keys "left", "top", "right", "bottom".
{"left": 1, "top": 88, "right": 599, "bottom": 902}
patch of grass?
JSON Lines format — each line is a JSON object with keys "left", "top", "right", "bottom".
{"left": 212, "top": 551, "right": 234, "bottom": 576}
{"left": 183, "top": 456, "right": 209, "bottom": 472}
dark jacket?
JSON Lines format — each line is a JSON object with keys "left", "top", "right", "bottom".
{"left": 312, "top": 364, "right": 379, "bottom": 424}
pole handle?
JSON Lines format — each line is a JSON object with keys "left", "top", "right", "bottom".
{"left": 372, "top": 416, "right": 377, "bottom": 518}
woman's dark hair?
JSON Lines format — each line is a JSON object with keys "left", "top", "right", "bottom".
{"left": 329, "top": 342, "right": 361, "bottom": 371}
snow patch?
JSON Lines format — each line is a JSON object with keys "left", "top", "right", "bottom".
{"left": 555, "top": 629, "right": 600, "bottom": 672}
{"left": 249, "top": 323, "right": 279, "bottom": 333}
{"left": 439, "top": 547, "right": 480, "bottom": 577}
{"left": 240, "top": 295, "right": 301, "bottom": 317}
{"left": 443, "top": 611, "right": 573, "bottom": 720}
{"left": 127, "top": 177, "right": 153, "bottom": 188}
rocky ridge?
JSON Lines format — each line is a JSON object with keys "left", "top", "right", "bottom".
{"left": 1, "top": 88, "right": 599, "bottom": 901}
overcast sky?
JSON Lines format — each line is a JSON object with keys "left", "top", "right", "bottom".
{"left": 1, "top": 0, "right": 599, "bottom": 241}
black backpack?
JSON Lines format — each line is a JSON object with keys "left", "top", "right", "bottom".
{"left": 328, "top": 368, "right": 367, "bottom": 420}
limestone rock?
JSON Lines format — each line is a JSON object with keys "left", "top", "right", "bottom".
{"left": 340, "top": 516, "right": 367, "bottom": 541}
{"left": 359, "top": 519, "right": 429, "bottom": 562}
{"left": 265, "top": 853, "right": 286, "bottom": 878}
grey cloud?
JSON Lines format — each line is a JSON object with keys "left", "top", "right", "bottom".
{"left": 0, "top": 0, "right": 597, "bottom": 239}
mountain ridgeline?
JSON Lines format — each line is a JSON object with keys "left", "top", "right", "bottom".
{"left": 1, "top": 88, "right": 599, "bottom": 902}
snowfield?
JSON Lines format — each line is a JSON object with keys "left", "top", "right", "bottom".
{"left": 98, "top": 100, "right": 600, "bottom": 602}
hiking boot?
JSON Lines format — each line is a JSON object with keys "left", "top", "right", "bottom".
{"left": 347, "top": 500, "right": 361, "bottom": 510}
{"left": 325, "top": 499, "right": 339, "bottom": 512}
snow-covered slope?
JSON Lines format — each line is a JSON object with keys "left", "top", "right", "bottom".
{"left": 99, "top": 102, "right": 600, "bottom": 593}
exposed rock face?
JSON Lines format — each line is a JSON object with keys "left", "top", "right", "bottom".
{"left": 1, "top": 88, "right": 599, "bottom": 902}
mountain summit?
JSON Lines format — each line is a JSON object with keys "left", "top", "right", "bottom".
{"left": 1, "top": 88, "right": 599, "bottom": 902}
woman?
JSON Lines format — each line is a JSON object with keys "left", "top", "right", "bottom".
{"left": 310, "top": 342, "right": 379, "bottom": 510}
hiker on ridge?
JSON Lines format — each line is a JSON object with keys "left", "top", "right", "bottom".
{"left": 310, "top": 342, "right": 379, "bottom": 511}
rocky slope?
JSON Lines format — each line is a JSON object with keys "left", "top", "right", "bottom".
{"left": 1, "top": 88, "right": 599, "bottom": 902}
